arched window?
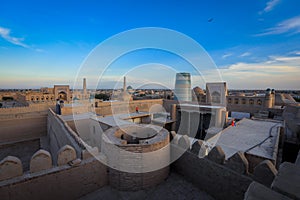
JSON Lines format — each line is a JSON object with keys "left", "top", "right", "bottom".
{"left": 234, "top": 98, "right": 239, "bottom": 104}
{"left": 211, "top": 91, "right": 221, "bottom": 103}
{"left": 36, "top": 97, "right": 39, "bottom": 101}
{"left": 257, "top": 99, "right": 262, "bottom": 105}
{"left": 249, "top": 99, "right": 254, "bottom": 105}
{"left": 31, "top": 96, "right": 34, "bottom": 101}
{"left": 228, "top": 98, "right": 232, "bottom": 104}
{"left": 241, "top": 98, "right": 246, "bottom": 104}
{"left": 46, "top": 96, "right": 49, "bottom": 100}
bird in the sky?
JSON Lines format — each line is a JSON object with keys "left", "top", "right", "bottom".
{"left": 208, "top": 18, "right": 214, "bottom": 22}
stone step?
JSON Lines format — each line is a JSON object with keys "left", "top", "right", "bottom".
{"left": 271, "top": 162, "right": 300, "bottom": 200}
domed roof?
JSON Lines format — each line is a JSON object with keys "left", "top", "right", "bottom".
{"left": 193, "top": 86, "right": 205, "bottom": 95}
{"left": 127, "top": 85, "right": 133, "bottom": 90}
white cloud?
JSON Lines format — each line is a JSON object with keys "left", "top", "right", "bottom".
{"left": 203, "top": 54, "right": 300, "bottom": 89}
{"left": 296, "top": 52, "right": 300, "bottom": 55}
{"left": 256, "top": 15, "right": 300, "bottom": 36}
{"left": 260, "top": 0, "right": 280, "bottom": 14}
{"left": 240, "top": 52, "right": 251, "bottom": 57}
{"left": 0, "top": 26, "right": 30, "bottom": 48}
{"left": 222, "top": 53, "right": 233, "bottom": 59}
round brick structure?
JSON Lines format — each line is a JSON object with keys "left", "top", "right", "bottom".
{"left": 102, "top": 124, "right": 170, "bottom": 191}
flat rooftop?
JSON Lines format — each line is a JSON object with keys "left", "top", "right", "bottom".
{"left": 60, "top": 112, "right": 96, "bottom": 121}
{"left": 209, "top": 118, "right": 282, "bottom": 160}
{"left": 95, "top": 112, "right": 151, "bottom": 127}
{"left": 180, "top": 104, "right": 225, "bottom": 109}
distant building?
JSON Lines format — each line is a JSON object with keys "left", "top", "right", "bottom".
{"left": 23, "top": 78, "right": 89, "bottom": 103}
{"left": 206, "top": 82, "right": 228, "bottom": 107}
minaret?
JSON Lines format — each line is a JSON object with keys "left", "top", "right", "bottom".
{"left": 83, "top": 78, "right": 87, "bottom": 97}
{"left": 123, "top": 76, "right": 126, "bottom": 92}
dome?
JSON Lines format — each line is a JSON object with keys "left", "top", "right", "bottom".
{"left": 193, "top": 86, "right": 205, "bottom": 95}
{"left": 127, "top": 85, "right": 133, "bottom": 90}
{"left": 271, "top": 89, "right": 275, "bottom": 94}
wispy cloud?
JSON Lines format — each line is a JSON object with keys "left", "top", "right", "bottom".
{"left": 259, "top": 0, "right": 280, "bottom": 14}
{"left": 222, "top": 53, "right": 233, "bottom": 59}
{"left": 240, "top": 52, "right": 251, "bottom": 57}
{"left": 203, "top": 54, "right": 300, "bottom": 89}
{"left": 256, "top": 15, "right": 300, "bottom": 36}
{"left": 0, "top": 26, "right": 30, "bottom": 48}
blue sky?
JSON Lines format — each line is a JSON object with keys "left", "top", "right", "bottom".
{"left": 0, "top": 0, "right": 300, "bottom": 89}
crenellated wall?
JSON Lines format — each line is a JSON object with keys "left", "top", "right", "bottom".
{"left": 171, "top": 133, "right": 278, "bottom": 200}
{"left": 283, "top": 104, "right": 300, "bottom": 139}
{"left": 47, "top": 109, "right": 86, "bottom": 165}
{"left": 0, "top": 145, "right": 108, "bottom": 200}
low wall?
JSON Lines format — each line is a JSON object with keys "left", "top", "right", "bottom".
{"left": 0, "top": 157, "right": 108, "bottom": 200}
{"left": 172, "top": 148, "right": 252, "bottom": 200}
{"left": 96, "top": 99, "right": 164, "bottom": 116}
{"left": 0, "top": 139, "right": 40, "bottom": 171}
{"left": 61, "top": 99, "right": 164, "bottom": 116}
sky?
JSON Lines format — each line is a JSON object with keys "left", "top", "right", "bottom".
{"left": 0, "top": 0, "right": 300, "bottom": 90}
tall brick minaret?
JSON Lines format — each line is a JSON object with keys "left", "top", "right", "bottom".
{"left": 83, "top": 78, "right": 87, "bottom": 97}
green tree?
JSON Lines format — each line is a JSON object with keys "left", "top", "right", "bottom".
{"left": 2, "top": 97, "right": 13, "bottom": 101}
{"left": 95, "top": 94, "right": 110, "bottom": 101}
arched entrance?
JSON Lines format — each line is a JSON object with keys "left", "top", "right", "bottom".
{"left": 211, "top": 91, "right": 221, "bottom": 104}
{"left": 58, "top": 91, "right": 67, "bottom": 101}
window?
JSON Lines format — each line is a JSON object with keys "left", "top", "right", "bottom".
{"left": 241, "top": 98, "right": 246, "bottom": 104}
{"left": 211, "top": 91, "right": 221, "bottom": 103}
{"left": 228, "top": 98, "right": 232, "bottom": 104}
{"left": 249, "top": 99, "right": 254, "bottom": 105}
{"left": 234, "top": 98, "right": 239, "bottom": 104}
{"left": 257, "top": 99, "right": 262, "bottom": 105}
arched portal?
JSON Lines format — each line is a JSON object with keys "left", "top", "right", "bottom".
{"left": 211, "top": 91, "right": 221, "bottom": 104}
{"left": 58, "top": 91, "right": 67, "bottom": 100}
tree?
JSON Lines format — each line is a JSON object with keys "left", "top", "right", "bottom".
{"left": 2, "top": 97, "right": 13, "bottom": 101}
{"left": 95, "top": 93, "right": 110, "bottom": 101}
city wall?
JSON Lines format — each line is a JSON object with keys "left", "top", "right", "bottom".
{"left": 0, "top": 104, "right": 54, "bottom": 144}
{"left": 171, "top": 133, "right": 278, "bottom": 200}
{"left": 0, "top": 103, "right": 54, "bottom": 120}
{"left": 283, "top": 104, "right": 300, "bottom": 139}
{"left": 0, "top": 148, "right": 108, "bottom": 200}
{"left": 0, "top": 117, "right": 47, "bottom": 144}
